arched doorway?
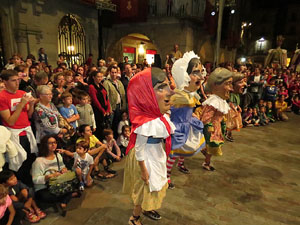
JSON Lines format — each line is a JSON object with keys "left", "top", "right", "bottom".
{"left": 108, "top": 33, "right": 158, "bottom": 65}
{"left": 58, "top": 14, "right": 86, "bottom": 67}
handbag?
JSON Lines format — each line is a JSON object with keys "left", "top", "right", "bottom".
{"left": 47, "top": 154, "right": 78, "bottom": 196}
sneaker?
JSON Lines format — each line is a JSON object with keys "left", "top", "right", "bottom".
{"left": 177, "top": 164, "right": 190, "bottom": 174}
{"left": 79, "top": 182, "right": 85, "bottom": 191}
{"left": 168, "top": 182, "right": 175, "bottom": 189}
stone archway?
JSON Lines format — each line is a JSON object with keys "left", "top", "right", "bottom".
{"left": 106, "top": 33, "right": 159, "bottom": 64}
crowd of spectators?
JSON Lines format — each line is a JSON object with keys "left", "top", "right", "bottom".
{"left": 0, "top": 47, "right": 299, "bottom": 224}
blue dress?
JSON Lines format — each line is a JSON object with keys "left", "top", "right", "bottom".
{"left": 169, "top": 90, "right": 206, "bottom": 158}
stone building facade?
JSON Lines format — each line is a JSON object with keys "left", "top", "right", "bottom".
{"left": 0, "top": 0, "right": 99, "bottom": 67}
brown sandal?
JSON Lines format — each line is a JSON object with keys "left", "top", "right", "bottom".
{"left": 202, "top": 162, "right": 215, "bottom": 171}
{"left": 128, "top": 215, "right": 143, "bottom": 225}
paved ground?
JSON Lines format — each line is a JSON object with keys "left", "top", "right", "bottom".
{"left": 39, "top": 113, "right": 300, "bottom": 225}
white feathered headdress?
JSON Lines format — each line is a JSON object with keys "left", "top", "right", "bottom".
{"left": 171, "top": 51, "right": 200, "bottom": 90}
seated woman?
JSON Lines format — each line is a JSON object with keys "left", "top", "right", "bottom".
{"left": 31, "top": 135, "right": 78, "bottom": 217}
{"left": 33, "top": 85, "right": 69, "bottom": 144}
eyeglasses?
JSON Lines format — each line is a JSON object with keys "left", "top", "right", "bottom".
{"left": 48, "top": 141, "right": 57, "bottom": 145}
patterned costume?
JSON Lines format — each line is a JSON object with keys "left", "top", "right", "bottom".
{"left": 199, "top": 94, "right": 229, "bottom": 156}
{"left": 169, "top": 89, "right": 206, "bottom": 157}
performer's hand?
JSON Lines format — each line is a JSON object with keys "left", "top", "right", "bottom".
{"left": 141, "top": 169, "right": 149, "bottom": 185}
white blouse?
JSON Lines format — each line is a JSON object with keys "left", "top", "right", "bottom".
{"left": 134, "top": 114, "right": 175, "bottom": 192}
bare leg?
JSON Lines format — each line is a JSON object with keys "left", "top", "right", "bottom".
{"left": 129, "top": 205, "right": 143, "bottom": 225}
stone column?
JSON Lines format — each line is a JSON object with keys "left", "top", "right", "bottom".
{"left": 15, "top": 29, "right": 28, "bottom": 57}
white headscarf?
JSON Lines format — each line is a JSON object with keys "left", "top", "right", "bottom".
{"left": 171, "top": 51, "right": 202, "bottom": 90}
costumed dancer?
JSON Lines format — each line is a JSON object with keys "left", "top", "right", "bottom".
{"left": 166, "top": 51, "right": 206, "bottom": 189}
{"left": 123, "top": 67, "right": 176, "bottom": 224}
{"left": 197, "top": 68, "right": 233, "bottom": 171}
{"left": 225, "top": 72, "right": 247, "bottom": 142}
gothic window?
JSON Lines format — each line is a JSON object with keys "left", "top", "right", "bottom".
{"left": 58, "top": 14, "right": 86, "bottom": 67}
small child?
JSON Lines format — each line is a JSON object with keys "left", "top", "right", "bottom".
{"left": 258, "top": 106, "right": 269, "bottom": 126}
{"left": 291, "top": 95, "right": 300, "bottom": 115}
{"left": 278, "top": 86, "right": 289, "bottom": 100}
{"left": 252, "top": 107, "right": 260, "bottom": 126}
{"left": 59, "top": 91, "right": 80, "bottom": 129}
{"left": 275, "top": 95, "right": 288, "bottom": 121}
{"left": 0, "top": 171, "right": 46, "bottom": 223}
{"left": 75, "top": 91, "right": 96, "bottom": 130}
{"left": 117, "top": 111, "right": 130, "bottom": 135}
{"left": 266, "top": 101, "right": 276, "bottom": 122}
{"left": 59, "top": 141, "right": 94, "bottom": 191}
{"left": 103, "top": 129, "right": 121, "bottom": 162}
{"left": 117, "top": 125, "right": 130, "bottom": 156}
{"left": 0, "top": 184, "right": 17, "bottom": 225}
{"left": 77, "top": 125, "right": 116, "bottom": 178}
{"left": 243, "top": 108, "right": 253, "bottom": 127}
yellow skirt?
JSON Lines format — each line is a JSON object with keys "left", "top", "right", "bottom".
{"left": 122, "top": 148, "right": 168, "bottom": 211}
{"left": 206, "top": 145, "right": 223, "bottom": 156}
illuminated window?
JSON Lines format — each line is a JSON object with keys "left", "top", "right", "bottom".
{"left": 58, "top": 14, "right": 86, "bottom": 66}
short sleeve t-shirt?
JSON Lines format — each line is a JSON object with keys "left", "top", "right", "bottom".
{"left": 73, "top": 152, "right": 94, "bottom": 175}
{"left": 59, "top": 104, "right": 78, "bottom": 128}
{"left": 77, "top": 135, "right": 99, "bottom": 149}
{"left": 0, "top": 195, "right": 12, "bottom": 219}
{"left": 0, "top": 90, "right": 30, "bottom": 129}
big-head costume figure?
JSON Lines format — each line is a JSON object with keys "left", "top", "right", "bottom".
{"left": 123, "top": 67, "right": 175, "bottom": 224}
{"left": 225, "top": 72, "right": 247, "bottom": 141}
{"left": 265, "top": 35, "right": 287, "bottom": 69}
{"left": 166, "top": 51, "right": 206, "bottom": 189}
{"left": 199, "top": 68, "right": 233, "bottom": 171}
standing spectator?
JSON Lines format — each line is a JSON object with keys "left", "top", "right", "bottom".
{"left": 33, "top": 85, "right": 68, "bottom": 143}
{"left": 88, "top": 71, "right": 111, "bottom": 139}
{"left": 59, "top": 92, "right": 80, "bottom": 129}
{"left": 14, "top": 65, "right": 31, "bottom": 91}
{"left": 28, "top": 66, "right": 37, "bottom": 79}
{"left": 0, "top": 70, "right": 37, "bottom": 186}
{"left": 103, "top": 65, "right": 126, "bottom": 137}
{"left": 25, "top": 71, "right": 49, "bottom": 99}
{"left": 38, "top": 48, "right": 48, "bottom": 66}
{"left": 86, "top": 54, "right": 93, "bottom": 67}
{"left": 52, "top": 72, "right": 65, "bottom": 106}
{"left": 249, "top": 68, "right": 264, "bottom": 107}
{"left": 76, "top": 91, "right": 96, "bottom": 129}
{"left": 120, "top": 63, "right": 133, "bottom": 92}
{"left": 170, "top": 44, "right": 183, "bottom": 60}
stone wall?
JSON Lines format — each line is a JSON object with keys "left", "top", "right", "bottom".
{"left": 0, "top": 0, "right": 98, "bottom": 66}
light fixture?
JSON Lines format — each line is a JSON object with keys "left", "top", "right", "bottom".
{"left": 211, "top": 11, "right": 216, "bottom": 16}
{"left": 258, "top": 37, "right": 265, "bottom": 42}
{"left": 231, "top": 9, "right": 235, "bottom": 14}
{"left": 67, "top": 46, "right": 75, "bottom": 52}
{"left": 138, "top": 42, "right": 145, "bottom": 55}
{"left": 249, "top": 22, "right": 252, "bottom": 26}
{"left": 240, "top": 57, "right": 246, "bottom": 63}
